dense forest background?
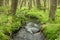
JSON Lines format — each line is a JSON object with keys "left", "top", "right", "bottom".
{"left": 0, "top": 0, "right": 60, "bottom": 40}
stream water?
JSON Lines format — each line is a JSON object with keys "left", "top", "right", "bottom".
{"left": 12, "top": 22, "right": 45, "bottom": 40}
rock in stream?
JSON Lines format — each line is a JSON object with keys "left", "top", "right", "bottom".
{"left": 12, "top": 22, "right": 45, "bottom": 40}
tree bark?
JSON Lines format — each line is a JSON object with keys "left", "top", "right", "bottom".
{"left": 0, "top": 0, "right": 3, "bottom": 6}
{"left": 49, "top": 0, "right": 57, "bottom": 21}
{"left": 44, "top": 0, "right": 46, "bottom": 12}
{"left": 20, "top": 0, "right": 24, "bottom": 9}
{"left": 11, "top": 0, "right": 18, "bottom": 15}
{"left": 57, "top": 0, "right": 60, "bottom": 6}
{"left": 36, "top": 0, "right": 41, "bottom": 9}
{"left": 23, "top": 0, "right": 26, "bottom": 6}
{"left": 28, "top": 0, "right": 32, "bottom": 10}
{"left": 33, "top": 0, "right": 36, "bottom": 6}
{"left": 5, "top": 0, "right": 9, "bottom": 6}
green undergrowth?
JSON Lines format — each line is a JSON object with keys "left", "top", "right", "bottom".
{"left": 42, "top": 24, "right": 60, "bottom": 40}
{"left": 0, "top": 7, "right": 60, "bottom": 40}
{"left": 17, "top": 7, "right": 49, "bottom": 23}
{"left": 17, "top": 8, "right": 60, "bottom": 40}
{"left": 42, "top": 9, "right": 60, "bottom": 40}
{"left": 0, "top": 14, "right": 22, "bottom": 40}
{"left": 0, "top": 7, "right": 27, "bottom": 40}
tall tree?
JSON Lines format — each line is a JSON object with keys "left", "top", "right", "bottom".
{"left": 23, "top": 0, "right": 26, "bottom": 6}
{"left": 11, "top": 0, "right": 18, "bottom": 15}
{"left": 20, "top": 0, "right": 24, "bottom": 9}
{"left": 0, "top": 0, "right": 3, "bottom": 6}
{"left": 36, "top": 0, "right": 41, "bottom": 9}
{"left": 18, "top": 0, "right": 21, "bottom": 5}
{"left": 28, "top": 0, "right": 32, "bottom": 10}
{"left": 33, "top": 0, "right": 36, "bottom": 6}
{"left": 49, "top": 0, "right": 57, "bottom": 21}
{"left": 57, "top": 0, "right": 60, "bottom": 6}
{"left": 48, "top": 0, "right": 50, "bottom": 10}
{"left": 44, "top": 0, "right": 46, "bottom": 12}
{"left": 5, "top": 0, "right": 9, "bottom": 6}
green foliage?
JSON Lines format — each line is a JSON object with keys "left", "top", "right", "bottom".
{"left": 56, "top": 35, "right": 60, "bottom": 40}
{"left": 0, "top": 13, "right": 25, "bottom": 40}
{"left": 43, "top": 24, "right": 60, "bottom": 40}
{"left": 0, "top": 6, "right": 10, "bottom": 14}
{"left": 0, "top": 7, "right": 60, "bottom": 40}
{"left": 27, "top": 10, "right": 49, "bottom": 23}
{"left": 0, "top": 31, "right": 9, "bottom": 40}
{"left": 41, "top": 9, "right": 60, "bottom": 40}
{"left": 16, "top": 8, "right": 60, "bottom": 40}
{"left": 0, "top": 7, "right": 29, "bottom": 40}
{"left": 55, "top": 9, "right": 60, "bottom": 24}
{"left": 17, "top": 8, "right": 49, "bottom": 23}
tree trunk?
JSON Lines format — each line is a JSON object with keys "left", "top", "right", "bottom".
{"left": 36, "top": 0, "right": 41, "bottom": 9}
{"left": 49, "top": 0, "right": 57, "bottom": 21}
{"left": 0, "top": 0, "right": 3, "bottom": 6}
{"left": 57, "top": 0, "right": 60, "bottom": 6}
{"left": 28, "top": 0, "right": 32, "bottom": 10}
{"left": 18, "top": 0, "right": 21, "bottom": 7}
{"left": 44, "top": 0, "right": 46, "bottom": 12}
{"left": 48, "top": 0, "right": 50, "bottom": 10}
{"left": 20, "top": 0, "right": 24, "bottom": 9}
{"left": 23, "top": 0, "right": 26, "bottom": 7}
{"left": 5, "top": 0, "right": 9, "bottom": 6}
{"left": 33, "top": 0, "right": 36, "bottom": 6}
{"left": 11, "top": 0, "right": 18, "bottom": 15}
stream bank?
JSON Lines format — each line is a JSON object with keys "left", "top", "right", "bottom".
{"left": 11, "top": 21, "right": 45, "bottom": 40}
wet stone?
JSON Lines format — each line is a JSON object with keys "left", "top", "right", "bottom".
{"left": 12, "top": 22, "right": 45, "bottom": 40}
{"left": 12, "top": 28, "right": 45, "bottom": 40}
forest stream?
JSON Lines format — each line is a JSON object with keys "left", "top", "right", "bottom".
{"left": 11, "top": 21, "right": 45, "bottom": 40}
